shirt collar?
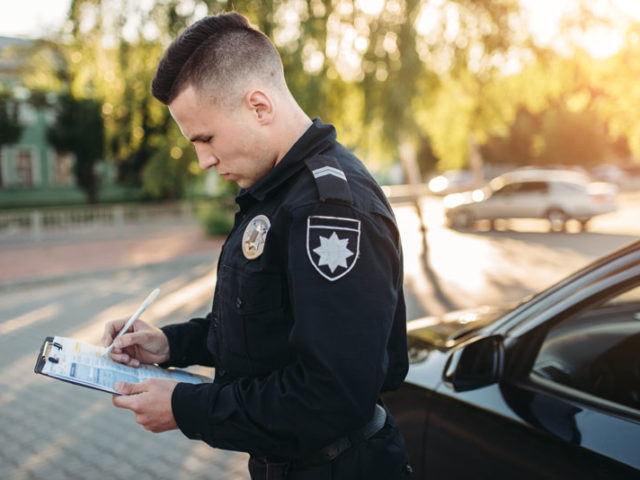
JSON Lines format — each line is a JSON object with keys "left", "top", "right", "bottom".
{"left": 236, "top": 118, "right": 337, "bottom": 208}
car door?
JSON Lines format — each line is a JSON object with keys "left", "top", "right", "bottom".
{"left": 423, "top": 383, "right": 637, "bottom": 478}
{"left": 517, "top": 180, "right": 550, "bottom": 217}
{"left": 480, "top": 182, "right": 520, "bottom": 219}
{"left": 423, "top": 264, "right": 640, "bottom": 478}
{"left": 496, "top": 180, "right": 549, "bottom": 219}
{"left": 483, "top": 181, "right": 548, "bottom": 220}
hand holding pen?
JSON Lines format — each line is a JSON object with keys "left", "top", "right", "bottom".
{"left": 102, "top": 288, "right": 171, "bottom": 367}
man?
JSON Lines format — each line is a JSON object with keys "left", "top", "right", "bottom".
{"left": 103, "top": 12, "right": 411, "bottom": 480}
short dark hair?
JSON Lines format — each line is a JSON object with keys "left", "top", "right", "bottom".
{"left": 151, "top": 12, "right": 284, "bottom": 106}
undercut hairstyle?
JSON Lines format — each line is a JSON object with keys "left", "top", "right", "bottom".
{"left": 151, "top": 12, "right": 285, "bottom": 106}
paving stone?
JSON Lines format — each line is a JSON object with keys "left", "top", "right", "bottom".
{"left": 0, "top": 235, "right": 256, "bottom": 480}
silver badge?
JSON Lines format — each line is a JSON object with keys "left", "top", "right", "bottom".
{"left": 242, "top": 215, "right": 271, "bottom": 260}
{"left": 306, "top": 216, "right": 360, "bottom": 281}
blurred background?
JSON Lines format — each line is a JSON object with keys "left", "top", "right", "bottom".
{"left": 1, "top": 1, "right": 640, "bottom": 479}
{"left": 2, "top": 0, "right": 640, "bottom": 212}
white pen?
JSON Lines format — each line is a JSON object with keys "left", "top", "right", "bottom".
{"left": 102, "top": 288, "right": 160, "bottom": 357}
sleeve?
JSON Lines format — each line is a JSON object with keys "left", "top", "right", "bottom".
{"left": 161, "top": 312, "right": 215, "bottom": 368}
{"left": 170, "top": 204, "right": 403, "bottom": 458}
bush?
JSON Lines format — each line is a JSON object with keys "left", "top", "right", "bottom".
{"left": 142, "top": 147, "right": 197, "bottom": 200}
{"left": 197, "top": 201, "right": 235, "bottom": 237}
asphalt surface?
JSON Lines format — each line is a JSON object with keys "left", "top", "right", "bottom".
{"left": 1, "top": 195, "right": 638, "bottom": 480}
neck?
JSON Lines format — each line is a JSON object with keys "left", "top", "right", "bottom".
{"left": 273, "top": 101, "right": 313, "bottom": 166}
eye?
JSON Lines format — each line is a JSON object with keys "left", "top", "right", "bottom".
{"left": 191, "top": 136, "right": 213, "bottom": 144}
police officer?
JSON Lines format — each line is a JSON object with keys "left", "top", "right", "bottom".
{"left": 103, "top": 12, "right": 411, "bottom": 480}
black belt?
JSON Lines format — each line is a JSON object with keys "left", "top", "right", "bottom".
{"left": 292, "top": 403, "right": 387, "bottom": 469}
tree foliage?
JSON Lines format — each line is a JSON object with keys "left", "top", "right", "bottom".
{"left": 47, "top": 94, "right": 105, "bottom": 203}
{"left": 0, "top": 94, "right": 22, "bottom": 147}
{"left": 141, "top": 135, "right": 198, "bottom": 199}
{"left": 20, "top": 0, "right": 640, "bottom": 200}
{"left": 46, "top": 1, "right": 532, "bottom": 183}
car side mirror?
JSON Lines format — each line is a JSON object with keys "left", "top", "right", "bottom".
{"left": 443, "top": 334, "right": 504, "bottom": 392}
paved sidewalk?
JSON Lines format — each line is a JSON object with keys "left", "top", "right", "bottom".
{"left": 0, "top": 223, "right": 225, "bottom": 288}
{"left": 0, "top": 221, "right": 253, "bottom": 480}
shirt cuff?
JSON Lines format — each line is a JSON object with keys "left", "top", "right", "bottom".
{"left": 172, "top": 382, "right": 218, "bottom": 441}
{"left": 160, "top": 324, "right": 190, "bottom": 367}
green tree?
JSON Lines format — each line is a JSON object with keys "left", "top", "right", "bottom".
{"left": 0, "top": 94, "right": 22, "bottom": 148}
{"left": 45, "top": 0, "right": 535, "bottom": 190}
{"left": 480, "top": 107, "right": 541, "bottom": 167}
{"left": 0, "top": 93, "right": 22, "bottom": 187}
{"left": 537, "top": 107, "right": 610, "bottom": 167}
{"left": 60, "top": 0, "right": 194, "bottom": 189}
{"left": 47, "top": 94, "right": 105, "bottom": 203}
{"left": 141, "top": 144, "right": 197, "bottom": 199}
{"left": 590, "top": 24, "right": 640, "bottom": 161}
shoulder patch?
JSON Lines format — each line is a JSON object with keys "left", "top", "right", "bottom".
{"left": 306, "top": 215, "right": 360, "bottom": 281}
{"left": 305, "top": 155, "right": 353, "bottom": 205}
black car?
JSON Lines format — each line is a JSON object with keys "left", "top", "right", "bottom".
{"left": 384, "top": 240, "right": 640, "bottom": 479}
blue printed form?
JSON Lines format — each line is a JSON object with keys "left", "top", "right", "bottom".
{"left": 39, "top": 336, "right": 209, "bottom": 394}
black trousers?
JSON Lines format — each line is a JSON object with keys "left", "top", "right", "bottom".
{"left": 248, "top": 414, "right": 412, "bottom": 480}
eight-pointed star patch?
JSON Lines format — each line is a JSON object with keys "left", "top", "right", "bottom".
{"left": 307, "top": 216, "right": 360, "bottom": 281}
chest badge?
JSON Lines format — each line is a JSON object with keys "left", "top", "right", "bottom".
{"left": 242, "top": 214, "right": 271, "bottom": 260}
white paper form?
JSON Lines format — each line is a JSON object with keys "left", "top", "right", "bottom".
{"left": 40, "top": 336, "right": 208, "bottom": 394}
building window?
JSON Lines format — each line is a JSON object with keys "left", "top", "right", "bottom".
{"left": 53, "top": 152, "right": 74, "bottom": 185}
{"left": 15, "top": 148, "right": 34, "bottom": 187}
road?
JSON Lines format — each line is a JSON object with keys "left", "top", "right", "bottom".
{"left": 401, "top": 191, "right": 640, "bottom": 317}
{"left": 1, "top": 192, "right": 638, "bottom": 479}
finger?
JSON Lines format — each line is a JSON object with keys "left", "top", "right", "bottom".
{"left": 102, "top": 318, "right": 128, "bottom": 347}
{"left": 113, "top": 393, "right": 138, "bottom": 410}
{"left": 102, "top": 323, "right": 116, "bottom": 347}
{"left": 115, "top": 330, "right": 148, "bottom": 350}
{"left": 112, "top": 384, "right": 137, "bottom": 408}
{"left": 115, "top": 381, "right": 146, "bottom": 396}
{"left": 109, "top": 352, "right": 140, "bottom": 367}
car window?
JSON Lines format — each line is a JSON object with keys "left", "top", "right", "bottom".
{"left": 493, "top": 181, "right": 549, "bottom": 196}
{"left": 531, "top": 284, "right": 640, "bottom": 411}
{"left": 606, "top": 286, "right": 640, "bottom": 305}
{"left": 492, "top": 183, "right": 519, "bottom": 196}
{"left": 557, "top": 182, "right": 587, "bottom": 194}
{"left": 519, "top": 181, "right": 549, "bottom": 193}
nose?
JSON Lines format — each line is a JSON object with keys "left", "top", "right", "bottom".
{"left": 194, "top": 145, "right": 219, "bottom": 170}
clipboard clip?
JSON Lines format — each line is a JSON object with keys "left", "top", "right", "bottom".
{"left": 42, "top": 340, "right": 63, "bottom": 364}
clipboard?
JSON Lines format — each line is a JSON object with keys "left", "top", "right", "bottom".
{"left": 34, "top": 336, "right": 62, "bottom": 378}
{"left": 34, "top": 336, "right": 210, "bottom": 394}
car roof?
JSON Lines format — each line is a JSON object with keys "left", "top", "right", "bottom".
{"left": 491, "top": 169, "right": 589, "bottom": 188}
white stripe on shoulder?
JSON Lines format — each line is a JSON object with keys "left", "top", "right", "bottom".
{"left": 312, "top": 166, "right": 347, "bottom": 182}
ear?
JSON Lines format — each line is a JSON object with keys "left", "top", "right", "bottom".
{"left": 245, "top": 90, "right": 274, "bottom": 124}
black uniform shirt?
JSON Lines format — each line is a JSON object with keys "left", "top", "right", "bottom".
{"left": 161, "top": 119, "right": 408, "bottom": 459}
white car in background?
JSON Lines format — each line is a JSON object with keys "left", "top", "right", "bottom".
{"left": 443, "top": 169, "right": 618, "bottom": 231}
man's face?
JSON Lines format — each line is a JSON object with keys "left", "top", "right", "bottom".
{"left": 169, "top": 85, "right": 275, "bottom": 189}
